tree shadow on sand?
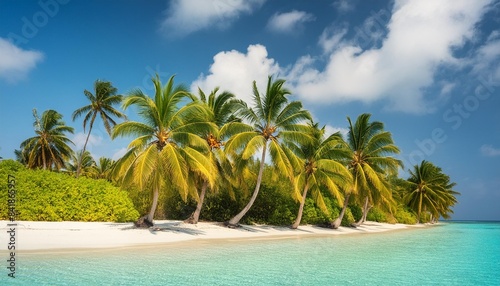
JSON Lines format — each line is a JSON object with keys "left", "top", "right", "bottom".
{"left": 146, "top": 221, "right": 206, "bottom": 236}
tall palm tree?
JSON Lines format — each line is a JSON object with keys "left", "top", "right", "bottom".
{"left": 185, "top": 87, "right": 246, "bottom": 224}
{"left": 112, "top": 74, "right": 216, "bottom": 226}
{"left": 289, "top": 121, "right": 352, "bottom": 229}
{"left": 224, "top": 76, "right": 312, "bottom": 227}
{"left": 65, "top": 150, "right": 96, "bottom": 177}
{"left": 404, "top": 160, "right": 458, "bottom": 223}
{"left": 20, "top": 109, "right": 74, "bottom": 171}
{"left": 331, "top": 113, "right": 402, "bottom": 229}
{"left": 72, "top": 80, "right": 126, "bottom": 177}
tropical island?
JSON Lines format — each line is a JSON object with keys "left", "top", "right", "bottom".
{"left": 0, "top": 74, "right": 459, "bottom": 250}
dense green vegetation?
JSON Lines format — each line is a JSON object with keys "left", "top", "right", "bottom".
{"left": 0, "top": 160, "right": 139, "bottom": 222}
{"left": 4, "top": 74, "right": 459, "bottom": 227}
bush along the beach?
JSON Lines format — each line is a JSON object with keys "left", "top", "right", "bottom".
{"left": 394, "top": 207, "right": 418, "bottom": 224}
{"left": 0, "top": 160, "right": 139, "bottom": 222}
{"left": 366, "top": 207, "right": 388, "bottom": 222}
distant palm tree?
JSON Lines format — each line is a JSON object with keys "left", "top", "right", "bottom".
{"left": 72, "top": 80, "right": 126, "bottom": 177}
{"left": 112, "top": 75, "right": 216, "bottom": 226}
{"left": 224, "top": 76, "right": 312, "bottom": 226}
{"left": 93, "top": 157, "right": 115, "bottom": 181}
{"left": 66, "top": 150, "right": 96, "bottom": 177}
{"left": 404, "top": 160, "right": 458, "bottom": 223}
{"left": 20, "top": 109, "right": 74, "bottom": 171}
{"left": 14, "top": 149, "right": 29, "bottom": 166}
{"left": 185, "top": 87, "right": 246, "bottom": 224}
{"left": 331, "top": 113, "right": 402, "bottom": 229}
{"left": 289, "top": 121, "right": 352, "bottom": 229}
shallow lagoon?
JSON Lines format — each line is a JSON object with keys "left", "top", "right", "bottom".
{"left": 3, "top": 222, "right": 500, "bottom": 285}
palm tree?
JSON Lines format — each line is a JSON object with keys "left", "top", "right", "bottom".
{"left": 14, "top": 149, "right": 29, "bottom": 166}
{"left": 112, "top": 74, "right": 216, "bottom": 227}
{"left": 331, "top": 113, "right": 402, "bottom": 229}
{"left": 404, "top": 160, "right": 458, "bottom": 223}
{"left": 289, "top": 121, "right": 352, "bottom": 229}
{"left": 92, "top": 157, "right": 115, "bottom": 180}
{"left": 185, "top": 87, "right": 246, "bottom": 224}
{"left": 20, "top": 109, "right": 74, "bottom": 171}
{"left": 224, "top": 76, "right": 312, "bottom": 227}
{"left": 72, "top": 80, "right": 126, "bottom": 177}
{"left": 66, "top": 150, "right": 96, "bottom": 177}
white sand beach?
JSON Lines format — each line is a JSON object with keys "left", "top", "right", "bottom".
{"left": 0, "top": 220, "right": 425, "bottom": 252}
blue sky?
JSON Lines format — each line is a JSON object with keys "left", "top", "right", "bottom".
{"left": 1, "top": 0, "right": 499, "bottom": 220}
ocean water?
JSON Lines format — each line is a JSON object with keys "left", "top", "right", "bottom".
{"left": 2, "top": 221, "right": 499, "bottom": 285}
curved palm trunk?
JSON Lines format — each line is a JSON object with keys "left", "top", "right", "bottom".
{"left": 135, "top": 187, "right": 159, "bottom": 228}
{"left": 147, "top": 187, "right": 160, "bottom": 222}
{"left": 291, "top": 182, "right": 310, "bottom": 229}
{"left": 330, "top": 193, "right": 351, "bottom": 229}
{"left": 185, "top": 181, "right": 208, "bottom": 224}
{"left": 355, "top": 196, "right": 370, "bottom": 226}
{"left": 77, "top": 116, "right": 95, "bottom": 178}
{"left": 227, "top": 144, "right": 267, "bottom": 227}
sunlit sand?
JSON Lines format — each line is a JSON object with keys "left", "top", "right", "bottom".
{"left": 0, "top": 220, "right": 425, "bottom": 252}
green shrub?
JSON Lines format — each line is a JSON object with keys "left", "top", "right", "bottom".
{"left": 244, "top": 182, "right": 293, "bottom": 224}
{"left": 394, "top": 207, "right": 418, "bottom": 224}
{"left": 349, "top": 204, "right": 363, "bottom": 222}
{"left": 202, "top": 190, "right": 241, "bottom": 222}
{"left": 0, "top": 160, "right": 139, "bottom": 222}
{"left": 366, "top": 206, "right": 388, "bottom": 222}
{"left": 341, "top": 207, "right": 355, "bottom": 226}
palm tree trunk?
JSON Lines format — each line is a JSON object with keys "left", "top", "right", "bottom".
{"left": 135, "top": 187, "right": 159, "bottom": 228}
{"left": 227, "top": 144, "right": 267, "bottom": 227}
{"left": 147, "top": 187, "right": 160, "bottom": 223}
{"left": 355, "top": 196, "right": 369, "bottom": 226}
{"left": 291, "top": 182, "right": 310, "bottom": 229}
{"left": 330, "top": 193, "right": 351, "bottom": 229}
{"left": 185, "top": 181, "right": 208, "bottom": 224}
{"left": 417, "top": 193, "right": 423, "bottom": 224}
{"left": 77, "top": 116, "right": 95, "bottom": 178}
{"left": 41, "top": 146, "right": 47, "bottom": 170}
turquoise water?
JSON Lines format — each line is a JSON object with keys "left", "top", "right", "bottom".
{"left": 2, "top": 222, "right": 499, "bottom": 285}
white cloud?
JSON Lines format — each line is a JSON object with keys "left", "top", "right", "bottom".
{"left": 72, "top": 132, "right": 103, "bottom": 151}
{"left": 333, "top": 0, "right": 354, "bottom": 12}
{"left": 0, "top": 38, "right": 44, "bottom": 83}
{"left": 267, "top": 10, "right": 315, "bottom": 34}
{"left": 191, "top": 44, "right": 282, "bottom": 105}
{"left": 160, "top": 0, "right": 265, "bottom": 37}
{"left": 288, "top": 0, "right": 493, "bottom": 113}
{"left": 471, "top": 30, "right": 500, "bottom": 83}
{"left": 318, "top": 24, "right": 348, "bottom": 54}
{"left": 440, "top": 82, "right": 456, "bottom": 95}
{"left": 324, "top": 125, "right": 349, "bottom": 138}
{"left": 480, "top": 145, "right": 500, "bottom": 157}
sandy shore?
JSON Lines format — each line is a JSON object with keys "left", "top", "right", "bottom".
{"left": 0, "top": 220, "right": 425, "bottom": 252}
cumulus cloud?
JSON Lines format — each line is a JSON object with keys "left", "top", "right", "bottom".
{"left": 318, "top": 24, "right": 348, "bottom": 54}
{"left": 324, "top": 125, "right": 349, "bottom": 138}
{"left": 288, "top": 0, "right": 493, "bottom": 113}
{"left": 480, "top": 145, "right": 500, "bottom": 157}
{"left": 160, "top": 0, "right": 265, "bottom": 37}
{"left": 191, "top": 44, "right": 282, "bottom": 105}
{"left": 471, "top": 30, "right": 500, "bottom": 83}
{"left": 0, "top": 38, "right": 44, "bottom": 83}
{"left": 72, "top": 132, "right": 103, "bottom": 151}
{"left": 267, "top": 10, "right": 315, "bottom": 34}
{"left": 333, "top": 0, "right": 355, "bottom": 12}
